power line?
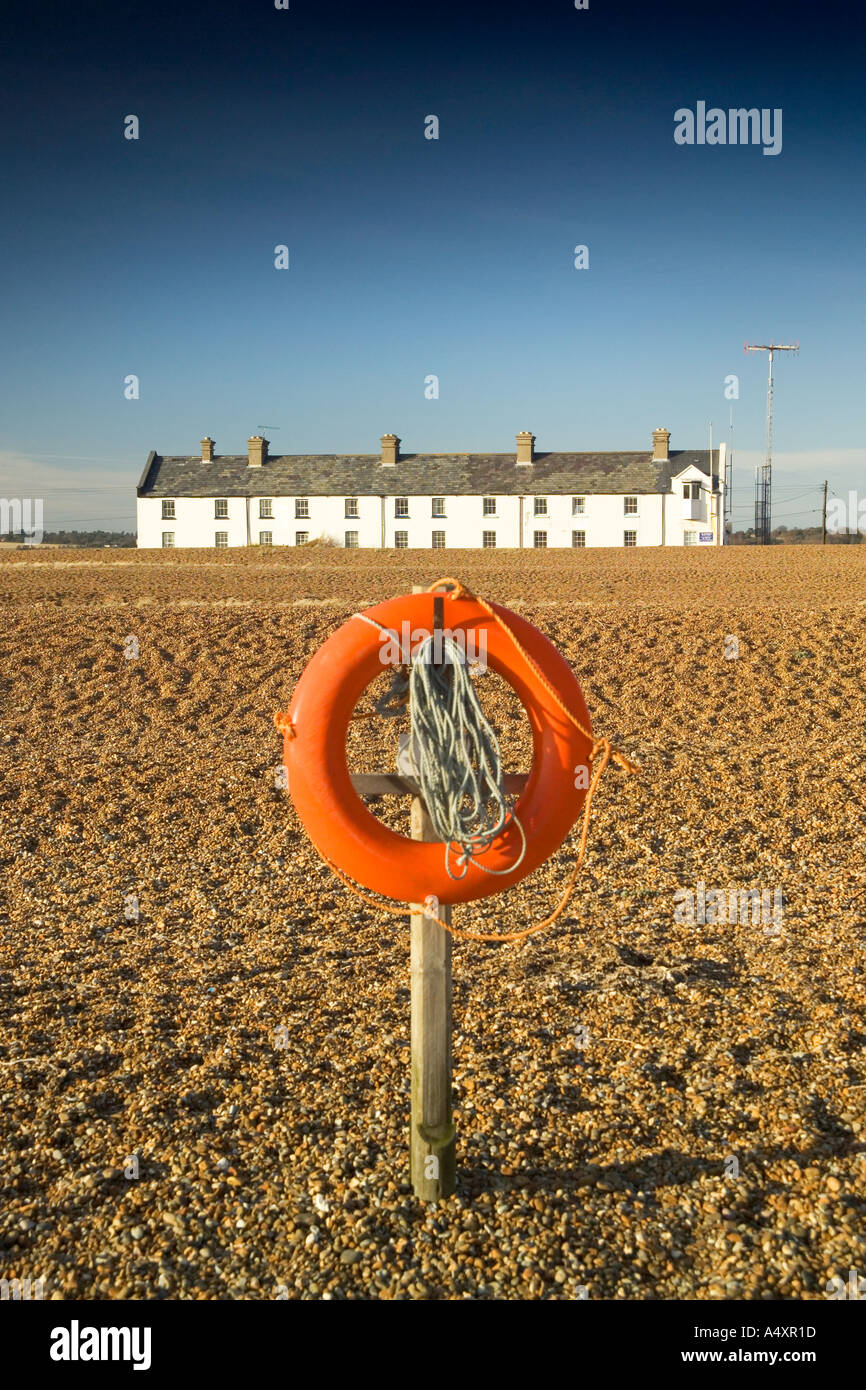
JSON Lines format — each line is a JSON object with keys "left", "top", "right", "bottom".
{"left": 763, "top": 490, "right": 819, "bottom": 506}
{"left": 34, "top": 517, "right": 136, "bottom": 525}
{"left": 6, "top": 454, "right": 143, "bottom": 463}
{"left": 0, "top": 486, "right": 134, "bottom": 494}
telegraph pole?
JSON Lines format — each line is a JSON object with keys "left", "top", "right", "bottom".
{"left": 708, "top": 420, "right": 714, "bottom": 537}
{"left": 744, "top": 342, "right": 799, "bottom": 545}
{"left": 822, "top": 481, "right": 828, "bottom": 545}
{"left": 725, "top": 405, "right": 734, "bottom": 536}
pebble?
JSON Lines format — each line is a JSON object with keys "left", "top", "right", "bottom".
{"left": 0, "top": 551, "right": 864, "bottom": 1302}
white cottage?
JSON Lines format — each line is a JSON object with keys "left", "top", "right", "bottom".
{"left": 136, "top": 427, "right": 726, "bottom": 549}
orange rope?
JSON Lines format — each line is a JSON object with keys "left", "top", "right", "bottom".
{"left": 427, "top": 577, "right": 637, "bottom": 777}
{"left": 319, "top": 731, "right": 616, "bottom": 941}
{"left": 277, "top": 577, "right": 639, "bottom": 942}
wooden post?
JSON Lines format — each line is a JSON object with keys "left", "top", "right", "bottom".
{"left": 282, "top": 586, "right": 529, "bottom": 1202}
{"left": 409, "top": 800, "right": 456, "bottom": 1200}
{"left": 408, "top": 583, "right": 456, "bottom": 1200}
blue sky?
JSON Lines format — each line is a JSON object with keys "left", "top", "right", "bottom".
{"left": 0, "top": 0, "right": 863, "bottom": 532}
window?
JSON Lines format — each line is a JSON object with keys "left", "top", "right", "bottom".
{"left": 624, "top": 496, "right": 638, "bottom": 515}
{"left": 259, "top": 499, "right": 273, "bottom": 518}
{"left": 483, "top": 497, "right": 496, "bottom": 516}
{"left": 215, "top": 498, "right": 229, "bottom": 519}
{"left": 683, "top": 530, "right": 699, "bottom": 546}
{"left": 295, "top": 531, "right": 309, "bottom": 546}
{"left": 432, "top": 531, "right": 446, "bottom": 549}
{"left": 295, "top": 498, "right": 309, "bottom": 518}
{"left": 344, "top": 531, "right": 359, "bottom": 549}
{"left": 572, "top": 497, "right": 585, "bottom": 515}
{"left": 215, "top": 532, "right": 228, "bottom": 548}
{"left": 395, "top": 497, "right": 409, "bottom": 517}
{"left": 572, "top": 530, "right": 586, "bottom": 548}
{"left": 161, "top": 532, "right": 175, "bottom": 548}
{"left": 683, "top": 482, "right": 701, "bottom": 500}
{"left": 259, "top": 531, "right": 273, "bottom": 546}
{"left": 533, "top": 531, "right": 547, "bottom": 548}
{"left": 432, "top": 497, "right": 445, "bottom": 518}
{"left": 482, "top": 531, "right": 497, "bottom": 548}
{"left": 161, "top": 499, "right": 175, "bottom": 520}
{"left": 534, "top": 497, "right": 548, "bottom": 516}
{"left": 394, "top": 531, "right": 409, "bottom": 549}
{"left": 345, "top": 497, "right": 359, "bottom": 517}
{"left": 623, "top": 530, "right": 637, "bottom": 547}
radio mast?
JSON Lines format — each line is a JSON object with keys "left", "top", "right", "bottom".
{"left": 744, "top": 342, "right": 799, "bottom": 544}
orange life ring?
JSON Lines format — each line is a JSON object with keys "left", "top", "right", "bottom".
{"left": 278, "top": 589, "right": 593, "bottom": 906}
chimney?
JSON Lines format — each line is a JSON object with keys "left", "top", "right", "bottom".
{"left": 380, "top": 433, "right": 400, "bottom": 466}
{"left": 248, "top": 435, "right": 268, "bottom": 468}
{"left": 516, "top": 430, "right": 535, "bottom": 465}
{"left": 652, "top": 426, "right": 671, "bottom": 462}
{"left": 201, "top": 437, "right": 214, "bottom": 462}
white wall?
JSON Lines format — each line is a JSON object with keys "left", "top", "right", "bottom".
{"left": 663, "top": 447, "right": 725, "bottom": 546}
{"left": 136, "top": 454, "right": 726, "bottom": 549}
{"left": 137, "top": 496, "right": 248, "bottom": 549}
{"left": 382, "top": 495, "right": 519, "bottom": 548}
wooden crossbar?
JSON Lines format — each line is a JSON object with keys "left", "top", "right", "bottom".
{"left": 351, "top": 772, "right": 528, "bottom": 800}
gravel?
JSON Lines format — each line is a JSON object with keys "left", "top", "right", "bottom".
{"left": 0, "top": 547, "right": 863, "bottom": 1300}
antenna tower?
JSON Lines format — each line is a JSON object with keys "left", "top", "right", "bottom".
{"left": 744, "top": 342, "right": 799, "bottom": 544}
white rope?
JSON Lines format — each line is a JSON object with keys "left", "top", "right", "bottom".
{"left": 353, "top": 612, "right": 393, "bottom": 637}
{"left": 409, "top": 634, "right": 525, "bottom": 881}
{"left": 352, "top": 614, "right": 408, "bottom": 716}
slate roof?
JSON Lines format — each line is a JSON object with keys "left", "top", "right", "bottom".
{"left": 138, "top": 450, "right": 718, "bottom": 498}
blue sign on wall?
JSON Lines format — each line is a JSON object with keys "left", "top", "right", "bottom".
{"left": 699, "top": 532, "right": 713, "bottom": 542}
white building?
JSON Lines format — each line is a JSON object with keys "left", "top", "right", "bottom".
{"left": 136, "top": 427, "right": 726, "bottom": 549}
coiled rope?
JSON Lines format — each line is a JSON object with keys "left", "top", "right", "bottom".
{"left": 409, "top": 632, "right": 526, "bottom": 881}
{"left": 276, "top": 577, "right": 639, "bottom": 942}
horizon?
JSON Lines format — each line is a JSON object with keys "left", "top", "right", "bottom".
{"left": 1, "top": 0, "right": 863, "bottom": 536}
